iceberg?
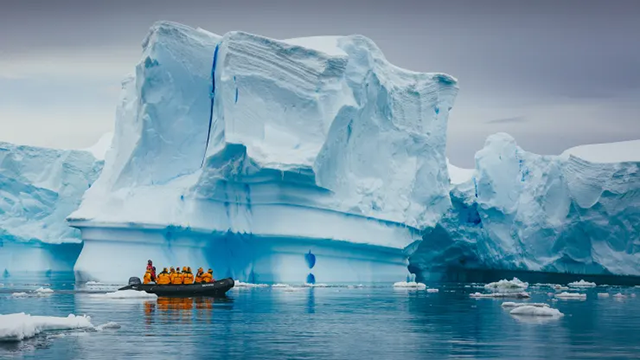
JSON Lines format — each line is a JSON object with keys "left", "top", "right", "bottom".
{"left": 0, "top": 140, "right": 103, "bottom": 275}
{"left": 67, "top": 21, "right": 458, "bottom": 284}
{"left": 411, "top": 133, "right": 640, "bottom": 279}
{"left": 0, "top": 313, "right": 93, "bottom": 342}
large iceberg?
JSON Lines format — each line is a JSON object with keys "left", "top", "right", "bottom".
{"left": 411, "top": 133, "right": 640, "bottom": 278}
{"left": 67, "top": 21, "right": 458, "bottom": 283}
{"left": 0, "top": 140, "right": 103, "bottom": 274}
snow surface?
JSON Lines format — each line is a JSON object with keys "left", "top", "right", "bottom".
{"left": 509, "top": 306, "right": 563, "bottom": 317}
{"left": 66, "top": 20, "right": 459, "bottom": 283}
{"left": 568, "top": 280, "right": 596, "bottom": 288}
{"left": 561, "top": 139, "right": 640, "bottom": 164}
{"left": 89, "top": 290, "right": 157, "bottom": 299}
{"left": 411, "top": 132, "right": 640, "bottom": 278}
{"left": 0, "top": 313, "right": 93, "bottom": 342}
{"left": 82, "top": 133, "right": 114, "bottom": 160}
{"left": 447, "top": 159, "right": 474, "bottom": 185}
{"left": 555, "top": 292, "right": 587, "bottom": 300}
{"left": 484, "top": 278, "right": 528, "bottom": 292}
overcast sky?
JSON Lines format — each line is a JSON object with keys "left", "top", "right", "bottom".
{"left": 1, "top": 0, "right": 638, "bottom": 167}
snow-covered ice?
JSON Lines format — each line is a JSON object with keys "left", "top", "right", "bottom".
{"left": 509, "top": 306, "right": 564, "bottom": 317}
{"left": 613, "top": 293, "right": 627, "bottom": 299}
{"left": 484, "top": 278, "right": 528, "bottom": 292}
{"left": 427, "top": 288, "right": 439, "bottom": 293}
{"left": 35, "top": 287, "right": 54, "bottom": 294}
{"left": 233, "top": 281, "right": 269, "bottom": 288}
{"left": 554, "top": 285, "right": 570, "bottom": 291}
{"left": 393, "top": 282, "right": 427, "bottom": 290}
{"left": 90, "top": 290, "right": 157, "bottom": 299}
{"left": 555, "top": 292, "right": 587, "bottom": 300}
{"left": 0, "top": 313, "right": 93, "bottom": 342}
{"left": 597, "top": 293, "right": 610, "bottom": 298}
{"left": 568, "top": 280, "right": 596, "bottom": 288}
{"left": 470, "top": 292, "right": 530, "bottom": 299}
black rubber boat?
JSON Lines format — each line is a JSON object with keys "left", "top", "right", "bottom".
{"left": 118, "top": 277, "right": 234, "bottom": 297}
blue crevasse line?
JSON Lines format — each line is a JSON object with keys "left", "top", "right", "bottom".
{"left": 202, "top": 44, "right": 220, "bottom": 167}
{"left": 234, "top": 76, "right": 238, "bottom": 103}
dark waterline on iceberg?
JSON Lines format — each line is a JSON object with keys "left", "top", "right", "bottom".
{"left": 2, "top": 273, "right": 640, "bottom": 359}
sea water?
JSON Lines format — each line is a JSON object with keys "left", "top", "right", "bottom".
{"left": 1, "top": 273, "right": 640, "bottom": 359}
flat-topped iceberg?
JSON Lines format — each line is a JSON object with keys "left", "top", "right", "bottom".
{"left": 67, "top": 21, "right": 458, "bottom": 283}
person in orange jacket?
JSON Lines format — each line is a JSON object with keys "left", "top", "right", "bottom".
{"left": 201, "top": 269, "right": 214, "bottom": 283}
{"left": 143, "top": 269, "right": 153, "bottom": 284}
{"left": 194, "top": 267, "right": 204, "bottom": 284}
{"left": 156, "top": 268, "right": 171, "bottom": 285}
{"left": 171, "top": 267, "right": 183, "bottom": 285}
{"left": 183, "top": 267, "right": 194, "bottom": 284}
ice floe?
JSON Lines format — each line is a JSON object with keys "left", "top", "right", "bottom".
{"left": 509, "top": 306, "right": 564, "bottom": 317}
{"left": 484, "top": 278, "right": 529, "bottom": 292}
{"left": 597, "top": 293, "right": 610, "bottom": 298}
{"left": 555, "top": 292, "right": 587, "bottom": 300}
{"left": 393, "top": 282, "right": 427, "bottom": 290}
{"left": 427, "top": 288, "right": 439, "bottom": 293}
{"left": 501, "top": 302, "right": 549, "bottom": 308}
{"left": 233, "top": 281, "right": 269, "bottom": 288}
{"left": 568, "top": 280, "right": 596, "bottom": 288}
{"left": 470, "top": 292, "right": 530, "bottom": 299}
{"left": 0, "top": 313, "right": 93, "bottom": 342}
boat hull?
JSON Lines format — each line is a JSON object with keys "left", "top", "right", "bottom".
{"left": 119, "top": 278, "right": 234, "bottom": 297}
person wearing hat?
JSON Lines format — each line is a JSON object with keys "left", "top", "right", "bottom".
{"left": 194, "top": 267, "right": 204, "bottom": 284}
{"left": 156, "top": 268, "right": 171, "bottom": 285}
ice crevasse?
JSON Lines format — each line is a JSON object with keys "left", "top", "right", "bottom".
{"left": 67, "top": 21, "right": 459, "bottom": 283}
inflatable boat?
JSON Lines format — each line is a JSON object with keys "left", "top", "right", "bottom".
{"left": 118, "top": 277, "right": 234, "bottom": 297}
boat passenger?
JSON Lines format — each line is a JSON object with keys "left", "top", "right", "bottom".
{"left": 195, "top": 267, "right": 204, "bottom": 284}
{"left": 183, "top": 267, "right": 194, "bottom": 284}
{"left": 143, "top": 269, "right": 153, "bottom": 284}
{"left": 146, "top": 260, "right": 156, "bottom": 281}
{"left": 172, "top": 267, "right": 183, "bottom": 285}
{"left": 202, "top": 269, "right": 213, "bottom": 283}
{"left": 157, "top": 268, "right": 171, "bottom": 285}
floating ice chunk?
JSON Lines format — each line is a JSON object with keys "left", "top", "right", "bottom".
{"left": 613, "top": 293, "right": 627, "bottom": 299}
{"left": 90, "top": 290, "right": 157, "bottom": 299}
{"left": 470, "top": 292, "right": 530, "bottom": 299}
{"left": 35, "top": 287, "right": 54, "bottom": 294}
{"left": 393, "top": 282, "right": 427, "bottom": 290}
{"left": 271, "top": 284, "right": 290, "bottom": 288}
{"left": 555, "top": 292, "right": 586, "bottom": 300}
{"left": 0, "top": 313, "right": 93, "bottom": 342}
{"left": 554, "top": 285, "right": 569, "bottom": 291}
{"left": 427, "top": 288, "right": 439, "bottom": 293}
{"left": 11, "top": 292, "right": 29, "bottom": 298}
{"left": 304, "top": 283, "right": 330, "bottom": 288}
{"left": 597, "top": 293, "right": 610, "bottom": 298}
{"left": 95, "top": 322, "right": 121, "bottom": 331}
{"left": 568, "top": 280, "right": 596, "bottom": 288}
{"left": 233, "top": 281, "right": 269, "bottom": 288}
{"left": 501, "top": 302, "right": 549, "bottom": 308}
{"left": 510, "top": 306, "right": 564, "bottom": 317}
{"left": 86, "top": 281, "right": 101, "bottom": 285}
{"left": 484, "top": 278, "right": 528, "bottom": 292}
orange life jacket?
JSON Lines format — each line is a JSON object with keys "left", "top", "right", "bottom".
{"left": 143, "top": 272, "right": 152, "bottom": 284}
{"left": 201, "top": 272, "right": 213, "bottom": 283}
{"left": 183, "top": 272, "right": 194, "bottom": 284}
{"left": 195, "top": 271, "right": 204, "bottom": 283}
{"left": 157, "top": 272, "right": 171, "bottom": 285}
{"left": 171, "top": 272, "right": 183, "bottom": 285}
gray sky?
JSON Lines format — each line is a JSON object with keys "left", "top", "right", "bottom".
{"left": 1, "top": 0, "right": 639, "bottom": 167}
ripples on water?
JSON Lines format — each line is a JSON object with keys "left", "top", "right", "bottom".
{"left": 1, "top": 275, "right": 640, "bottom": 359}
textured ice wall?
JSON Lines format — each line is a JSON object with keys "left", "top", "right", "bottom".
{"left": 412, "top": 133, "right": 640, "bottom": 278}
{"left": 0, "top": 142, "right": 103, "bottom": 273}
{"left": 68, "top": 21, "right": 458, "bottom": 283}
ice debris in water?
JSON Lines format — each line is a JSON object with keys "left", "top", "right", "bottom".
{"left": 484, "top": 278, "right": 528, "bottom": 292}
{"left": 0, "top": 313, "right": 93, "bottom": 342}
{"left": 568, "top": 280, "right": 596, "bottom": 288}
{"left": 554, "top": 285, "right": 570, "bottom": 291}
{"left": 597, "top": 293, "right": 610, "bottom": 298}
{"left": 427, "top": 288, "right": 439, "bottom": 293}
{"left": 11, "top": 292, "right": 29, "bottom": 298}
{"left": 35, "top": 287, "right": 54, "bottom": 294}
{"left": 470, "top": 292, "right": 530, "bottom": 299}
{"left": 90, "top": 290, "right": 157, "bottom": 299}
{"left": 393, "top": 281, "right": 427, "bottom": 290}
{"left": 233, "top": 281, "right": 269, "bottom": 288}
{"left": 509, "top": 306, "right": 564, "bottom": 317}
{"left": 10, "top": 288, "right": 54, "bottom": 298}
{"left": 613, "top": 293, "right": 627, "bottom": 299}
{"left": 555, "top": 292, "right": 587, "bottom": 300}
{"left": 501, "top": 302, "right": 549, "bottom": 308}
{"left": 95, "top": 322, "right": 121, "bottom": 331}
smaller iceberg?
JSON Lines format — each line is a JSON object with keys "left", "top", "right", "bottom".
{"left": 484, "top": 278, "right": 528, "bottom": 292}
{"left": 555, "top": 292, "right": 587, "bottom": 300}
{"left": 568, "top": 280, "right": 596, "bottom": 288}
{"left": 597, "top": 293, "right": 610, "bottom": 298}
{"left": 393, "top": 281, "right": 427, "bottom": 290}
{"left": 0, "top": 313, "right": 93, "bottom": 342}
{"left": 501, "top": 302, "right": 549, "bottom": 308}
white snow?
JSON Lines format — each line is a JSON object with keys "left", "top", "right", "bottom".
{"left": 447, "top": 159, "right": 475, "bottom": 185}
{"left": 233, "top": 281, "right": 269, "bottom": 288}
{"left": 501, "top": 302, "right": 549, "bottom": 308}
{"left": 509, "top": 306, "right": 564, "bottom": 317}
{"left": 393, "top": 281, "right": 427, "bottom": 290}
{"left": 11, "top": 292, "right": 29, "bottom": 298}
{"left": 597, "top": 293, "right": 610, "bottom": 298}
{"left": 555, "top": 292, "right": 587, "bottom": 300}
{"left": 561, "top": 139, "right": 640, "bottom": 164}
{"left": 82, "top": 132, "right": 114, "bottom": 160}
{"left": 0, "top": 313, "right": 93, "bottom": 342}
{"left": 89, "top": 290, "right": 157, "bottom": 299}
{"left": 568, "top": 280, "right": 596, "bottom": 288}
{"left": 484, "top": 278, "right": 528, "bottom": 292}
{"left": 35, "top": 287, "right": 54, "bottom": 294}
{"left": 427, "top": 288, "right": 439, "bottom": 293}
{"left": 470, "top": 292, "right": 530, "bottom": 299}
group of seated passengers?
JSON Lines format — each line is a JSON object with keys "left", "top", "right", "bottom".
{"left": 143, "top": 260, "right": 215, "bottom": 284}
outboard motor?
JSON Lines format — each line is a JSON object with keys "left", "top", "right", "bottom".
{"left": 128, "top": 276, "right": 142, "bottom": 286}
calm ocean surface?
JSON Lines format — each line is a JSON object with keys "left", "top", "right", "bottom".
{"left": 1, "top": 274, "right": 640, "bottom": 360}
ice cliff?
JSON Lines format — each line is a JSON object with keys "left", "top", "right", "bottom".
{"left": 67, "top": 21, "right": 458, "bottom": 283}
{"left": 0, "top": 141, "right": 104, "bottom": 274}
{"left": 411, "top": 133, "right": 640, "bottom": 278}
